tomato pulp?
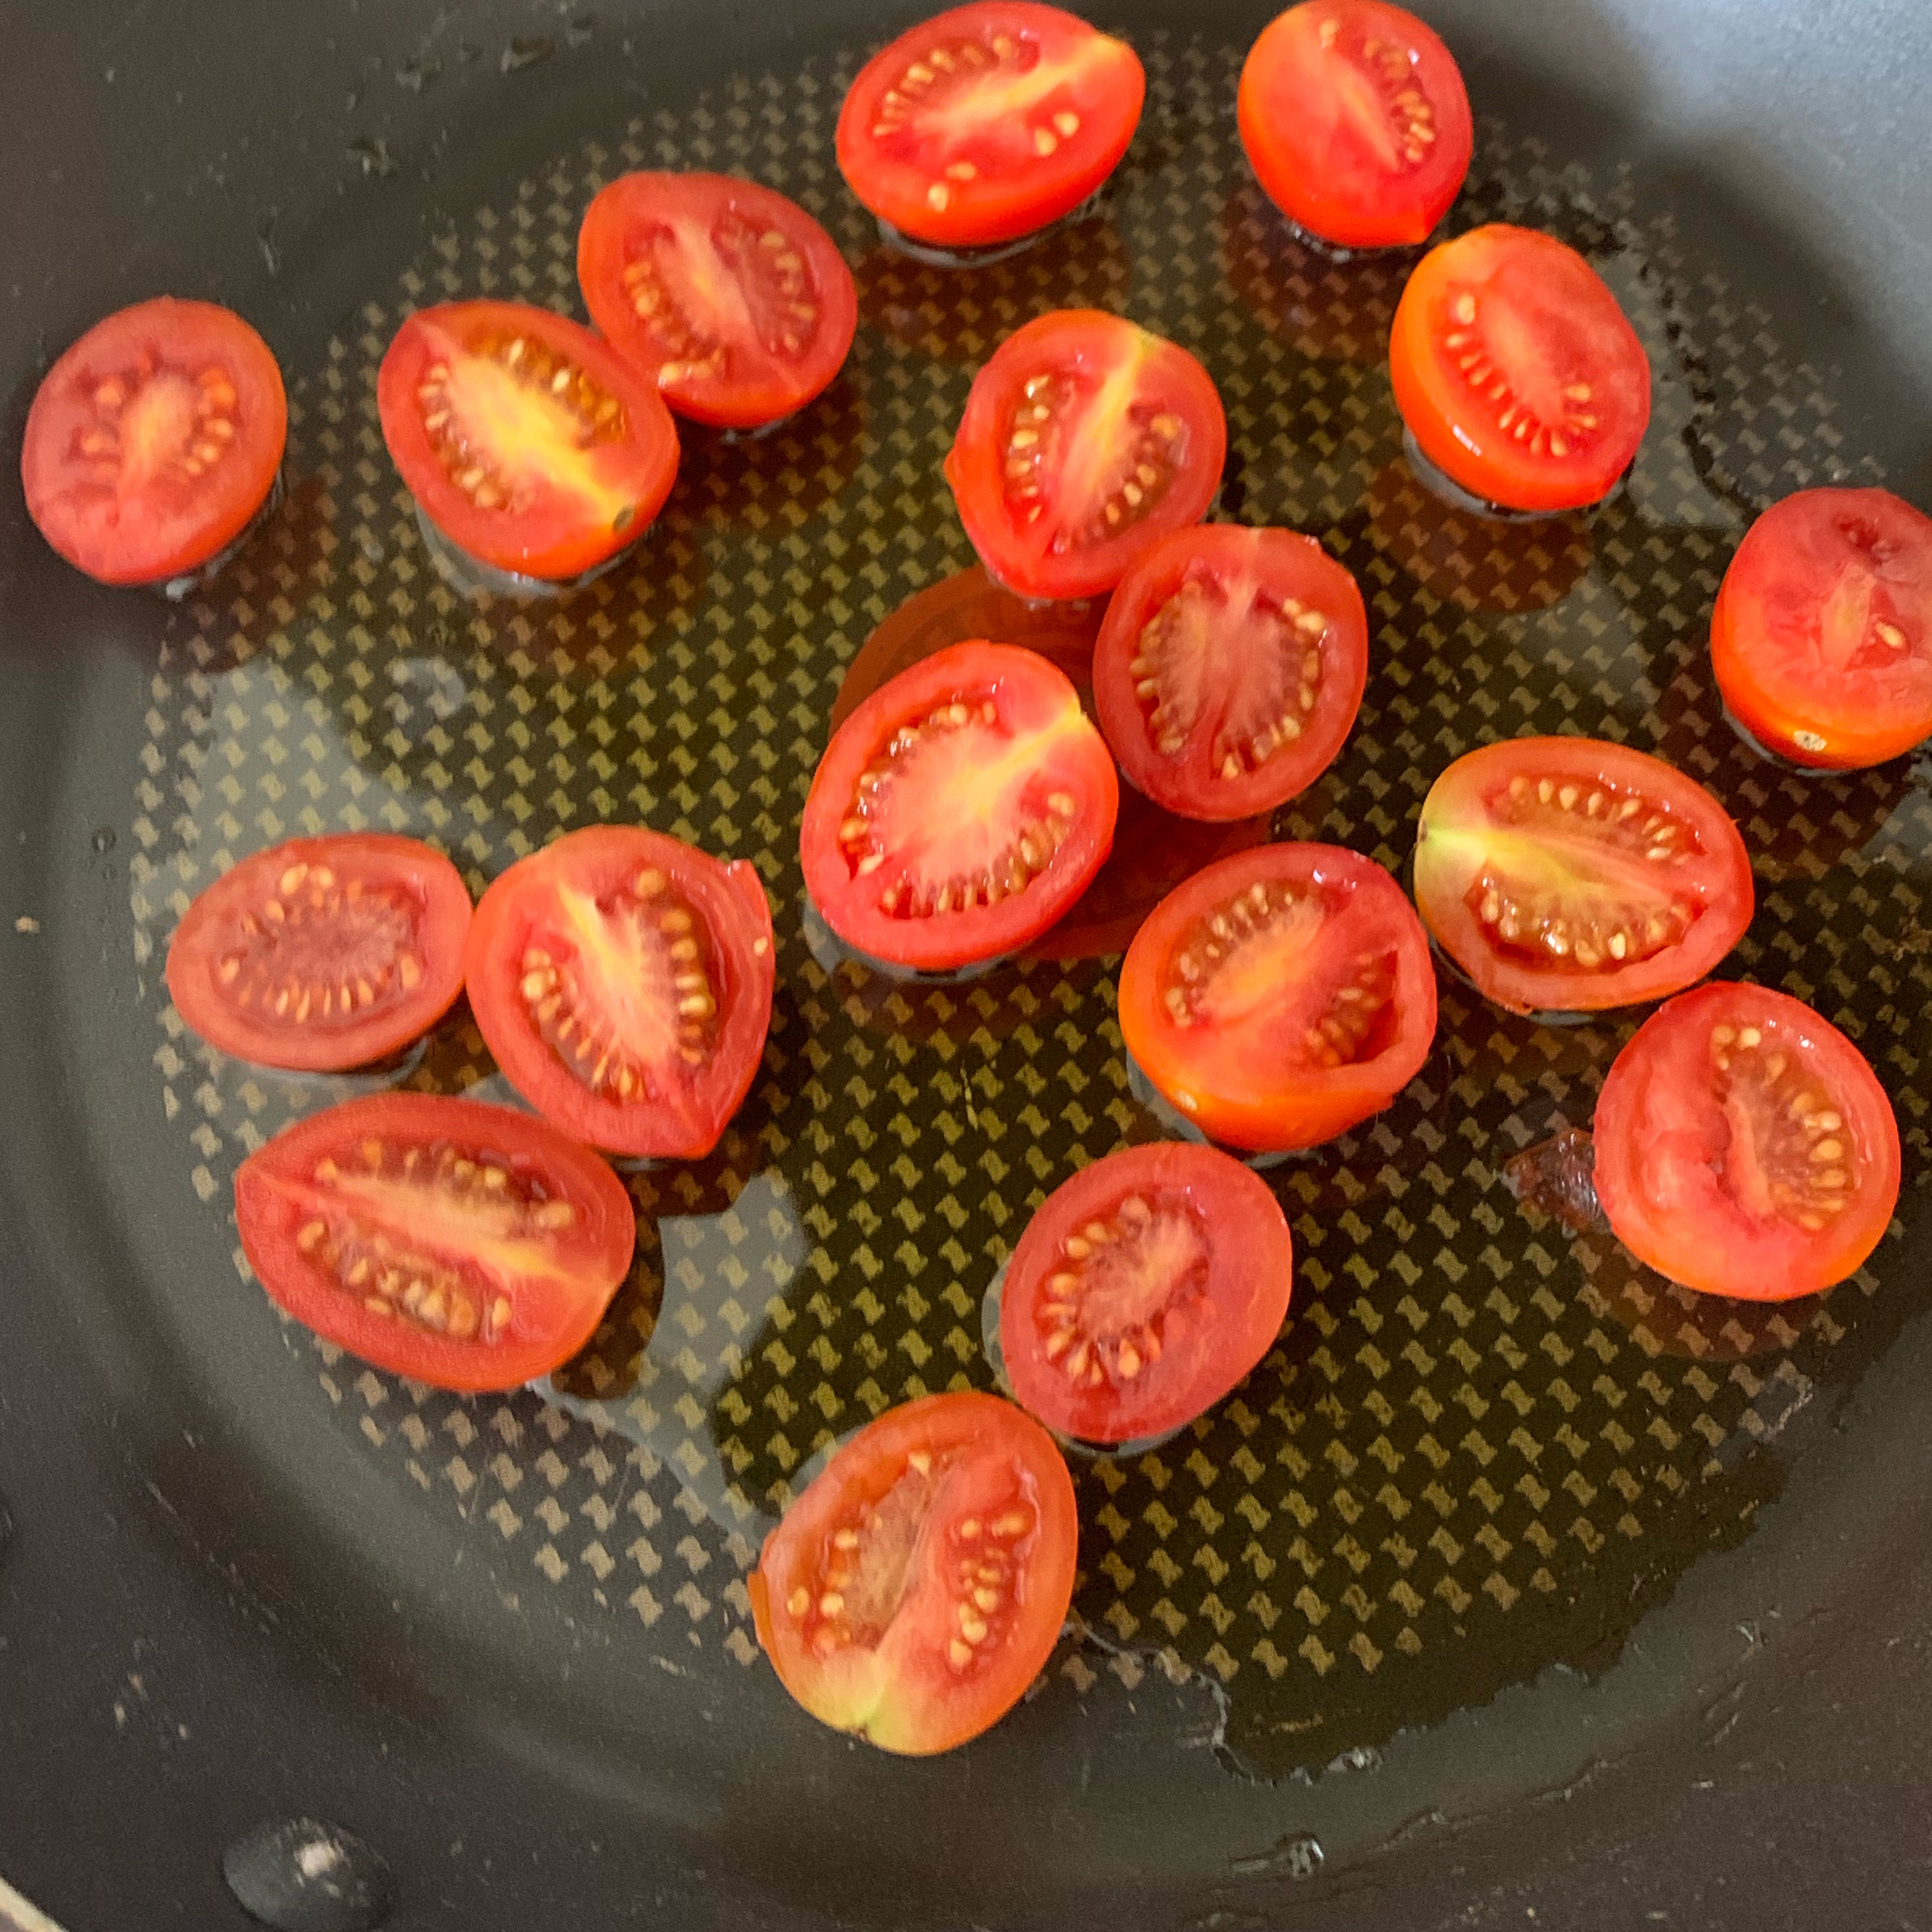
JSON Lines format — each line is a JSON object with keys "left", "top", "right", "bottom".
{"left": 235, "top": 1093, "right": 637, "bottom": 1391}
{"left": 1000, "top": 1142, "right": 1295, "bottom": 1443}
{"left": 1592, "top": 982, "right": 1901, "bottom": 1301}
{"left": 1091, "top": 523, "right": 1369, "bottom": 821}
{"left": 1118, "top": 842, "right": 1437, "bottom": 1152}
{"left": 22, "top": 296, "right": 286, "bottom": 586}
{"left": 465, "top": 826, "right": 775, "bottom": 1160}
{"left": 750, "top": 1391, "right": 1077, "bottom": 1753}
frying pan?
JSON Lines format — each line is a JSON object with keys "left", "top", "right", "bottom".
{"left": 5, "top": 0, "right": 1932, "bottom": 1926}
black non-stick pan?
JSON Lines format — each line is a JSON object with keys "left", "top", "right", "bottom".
{"left": 6, "top": 0, "right": 1932, "bottom": 1926}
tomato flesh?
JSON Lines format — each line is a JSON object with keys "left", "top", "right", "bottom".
{"left": 944, "top": 309, "right": 1226, "bottom": 600}
{"left": 1237, "top": 0, "right": 1474, "bottom": 250}
{"left": 577, "top": 172, "right": 858, "bottom": 429}
{"left": 235, "top": 1093, "right": 637, "bottom": 1391}
{"left": 1000, "top": 1142, "right": 1294, "bottom": 1443}
{"left": 1091, "top": 523, "right": 1369, "bottom": 822}
{"left": 749, "top": 1392, "right": 1077, "bottom": 1754}
{"left": 22, "top": 296, "right": 286, "bottom": 586}
{"left": 1413, "top": 738, "right": 1754, "bottom": 1016}
{"left": 377, "top": 300, "right": 680, "bottom": 580}
{"left": 1711, "top": 487, "right": 1932, "bottom": 771}
{"left": 464, "top": 827, "right": 775, "bottom": 1160}
{"left": 836, "top": 2, "right": 1145, "bottom": 249}
{"left": 1593, "top": 982, "right": 1901, "bottom": 1301}
{"left": 1118, "top": 842, "right": 1436, "bottom": 1152}
{"left": 166, "top": 834, "right": 471, "bottom": 1071}
{"left": 802, "top": 640, "right": 1119, "bottom": 972}
{"left": 1390, "top": 224, "right": 1651, "bottom": 513}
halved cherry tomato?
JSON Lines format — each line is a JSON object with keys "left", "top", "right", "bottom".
{"left": 235, "top": 1092, "right": 637, "bottom": 1392}
{"left": 1390, "top": 224, "right": 1651, "bottom": 513}
{"left": 1091, "top": 523, "right": 1369, "bottom": 822}
{"left": 377, "top": 300, "right": 679, "bottom": 580}
{"left": 1711, "top": 487, "right": 1932, "bottom": 771}
{"left": 464, "top": 827, "right": 775, "bottom": 1160}
{"left": 1412, "top": 738, "right": 1753, "bottom": 1016}
{"left": 836, "top": 2, "right": 1145, "bottom": 250}
{"left": 1237, "top": 0, "right": 1473, "bottom": 250}
{"left": 1000, "top": 1142, "right": 1294, "bottom": 1443}
{"left": 1118, "top": 842, "right": 1436, "bottom": 1152}
{"left": 1592, "top": 982, "right": 1900, "bottom": 1301}
{"left": 749, "top": 1391, "right": 1076, "bottom": 1754}
{"left": 21, "top": 297, "right": 286, "bottom": 585}
{"left": 166, "top": 834, "right": 471, "bottom": 1071}
{"left": 801, "top": 639, "right": 1119, "bottom": 971}
{"left": 577, "top": 172, "right": 858, "bottom": 430}
{"left": 944, "top": 309, "right": 1226, "bottom": 600}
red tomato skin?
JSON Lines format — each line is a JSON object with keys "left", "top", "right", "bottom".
{"left": 235, "top": 1093, "right": 637, "bottom": 1392}
{"left": 577, "top": 173, "right": 858, "bottom": 429}
{"left": 1411, "top": 738, "right": 1755, "bottom": 1016}
{"left": 1000, "top": 1141, "right": 1294, "bottom": 1442}
{"left": 836, "top": 3, "right": 1145, "bottom": 248}
{"left": 1711, "top": 488, "right": 1932, "bottom": 771}
{"left": 750, "top": 1391, "right": 1077, "bottom": 1754}
{"left": 166, "top": 834, "right": 472, "bottom": 1071}
{"left": 1592, "top": 983, "right": 1901, "bottom": 1301}
{"left": 1119, "top": 842, "right": 1437, "bottom": 1152}
{"left": 464, "top": 827, "right": 775, "bottom": 1160}
{"left": 1390, "top": 225, "right": 1652, "bottom": 513}
{"left": 22, "top": 297, "right": 287, "bottom": 585}
{"left": 1090, "top": 522, "right": 1369, "bottom": 821}
{"left": 944, "top": 309, "right": 1227, "bottom": 601}
{"left": 376, "top": 300, "right": 680, "bottom": 580}
{"left": 1237, "top": 0, "right": 1474, "bottom": 250}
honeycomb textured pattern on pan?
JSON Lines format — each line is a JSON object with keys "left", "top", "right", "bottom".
{"left": 125, "top": 33, "right": 1932, "bottom": 1770}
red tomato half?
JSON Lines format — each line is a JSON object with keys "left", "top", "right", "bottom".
{"left": 235, "top": 1093, "right": 637, "bottom": 1391}
{"left": 944, "top": 309, "right": 1226, "bottom": 600}
{"left": 1118, "top": 842, "right": 1436, "bottom": 1152}
{"left": 1390, "top": 225, "right": 1651, "bottom": 513}
{"left": 1412, "top": 738, "right": 1754, "bottom": 1016}
{"left": 166, "top": 834, "right": 471, "bottom": 1071}
{"left": 577, "top": 173, "right": 858, "bottom": 430}
{"left": 749, "top": 1392, "right": 1076, "bottom": 1754}
{"left": 464, "top": 827, "right": 775, "bottom": 1160}
{"left": 1237, "top": 1, "right": 1474, "bottom": 250}
{"left": 377, "top": 300, "right": 680, "bottom": 580}
{"left": 836, "top": 2, "right": 1145, "bottom": 249}
{"left": 1091, "top": 523, "right": 1369, "bottom": 822}
{"left": 1711, "top": 488, "right": 1932, "bottom": 771}
{"left": 1593, "top": 982, "right": 1901, "bottom": 1301}
{"left": 801, "top": 640, "right": 1119, "bottom": 971}
{"left": 21, "top": 297, "right": 286, "bottom": 585}
{"left": 1000, "top": 1142, "right": 1294, "bottom": 1443}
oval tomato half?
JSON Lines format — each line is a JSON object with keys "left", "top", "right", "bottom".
{"left": 1237, "top": 0, "right": 1474, "bottom": 250}
{"left": 1593, "top": 982, "right": 1901, "bottom": 1301}
{"left": 749, "top": 1391, "right": 1077, "bottom": 1754}
{"left": 1711, "top": 487, "right": 1932, "bottom": 771}
{"left": 1412, "top": 738, "right": 1754, "bottom": 1016}
{"left": 465, "top": 827, "right": 775, "bottom": 1160}
{"left": 1000, "top": 1142, "right": 1294, "bottom": 1443}
{"left": 166, "top": 834, "right": 472, "bottom": 1071}
{"left": 577, "top": 172, "right": 858, "bottom": 430}
{"left": 1118, "top": 842, "right": 1436, "bottom": 1152}
{"left": 22, "top": 297, "right": 286, "bottom": 585}
{"left": 836, "top": 2, "right": 1145, "bottom": 249}
{"left": 801, "top": 640, "right": 1119, "bottom": 971}
{"left": 377, "top": 300, "right": 680, "bottom": 580}
{"left": 1091, "top": 523, "right": 1369, "bottom": 822}
{"left": 1390, "top": 224, "right": 1651, "bottom": 513}
{"left": 944, "top": 309, "right": 1226, "bottom": 600}
{"left": 235, "top": 1093, "right": 637, "bottom": 1391}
